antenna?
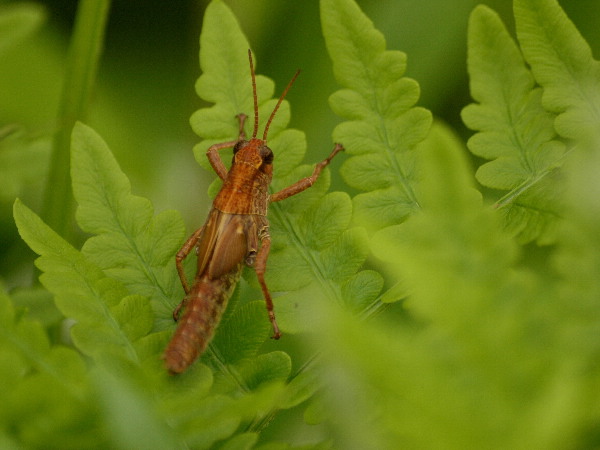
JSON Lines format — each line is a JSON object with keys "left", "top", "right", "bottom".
{"left": 247, "top": 49, "right": 260, "bottom": 139}
{"left": 246, "top": 49, "right": 300, "bottom": 142}
{"left": 263, "top": 68, "right": 300, "bottom": 141}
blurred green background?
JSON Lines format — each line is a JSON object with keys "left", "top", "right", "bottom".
{"left": 1, "top": 0, "right": 599, "bottom": 287}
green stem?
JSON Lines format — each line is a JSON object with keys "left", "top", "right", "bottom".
{"left": 42, "top": 0, "right": 111, "bottom": 240}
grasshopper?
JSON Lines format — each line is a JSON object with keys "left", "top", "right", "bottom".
{"left": 163, "top": 50, "right": 344, "bottom": 374}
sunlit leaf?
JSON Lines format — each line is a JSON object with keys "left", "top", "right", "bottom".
{"left": 322, "top": 0, "right": 432, "bottom": 230}
{"left": 462, "top": 5, "right": 565, "bottom": 244}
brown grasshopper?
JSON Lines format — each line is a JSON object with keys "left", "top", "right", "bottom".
{"left": 163, "top": 50, "right": 344, "bottom": 374}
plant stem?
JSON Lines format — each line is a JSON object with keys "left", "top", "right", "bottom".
{"left": 42, "top": 0, "right": 111, "bottom": 241}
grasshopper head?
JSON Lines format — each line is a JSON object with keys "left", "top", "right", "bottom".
{"left": 232, "top": 138, "right": 273, "bottom": 174}
{"left": 243, "top": 49, "right": 299, "bottom": 171}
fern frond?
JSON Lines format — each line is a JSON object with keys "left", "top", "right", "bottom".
{"left": 13, "top": 199, "right": 154, "bottom": 368}
{"left": 515, "top": 0, "right": 600, "bottom": 142}
{"left": 0, "top": 284, "right": 102, "bottom": 447}
{"left": 71, "top": 122, "right": 185, "bottom": 331}
{"left": 10, "top": 285, "right": 61, "bottom": 327}
{"left": 0, "top": 130, "right": 49, "bottom": 201}
{"left": 462, "top": 5, "right": 565, "bottom": 244}
{"left": 160, "top": 375, "right": 290, "bottom": 448}
{"left": 93, "top": 369, "right": 181, "bottom": 449}
{"left": 552, "top": 117, "right": 600, "bottom": 371}
{"left": 207, "top": 301, "right": 270, "bottom": 367}
{"left": 321, "top": 0, "right": 432, "bottom": 230}
{"left": 191, "top": 1, "right": 302, "bottom": 178}
{"left": 329, "top": 112, "right": 598, "bottom": 448}
{"left": 0, "top": 284, "right": 86, "bottom": 395}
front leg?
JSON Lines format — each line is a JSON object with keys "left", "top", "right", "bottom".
{"left": 270, "top": 143, "right": 344, "bottom": 202}
{"left": 206, "top": 113, "right": 249, "bottom": 180}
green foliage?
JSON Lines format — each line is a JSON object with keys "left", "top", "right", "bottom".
{"left": 9, "top": 121, "right": 334, "bottom": 447}
{"left": 0, "top": 128, "right": 49, "bottom": 202}
{"left": 0, "top": 282, "right": 101, "bottom": 448}
{"left": 462, "top": 5, "right": 565, "bottom": 244}
{"left": 14, "top": 197, "right": 155, "bottom": 369}
{"left": 190, "top": 0, "right": 305, "bottom": 191}
{"left": 3, "top": 0, "right": 600, "bottom": 448}
{"left": 515, "top": 0, "right": 600, "bottom": 142}
{"left": 41, "top": 0, "right": 111, "bottom": 241}
{"left": 463, "top": 0, "right": 600, "bottom": 244}
{"left": 321, "top": 0, "right": 432, "bottom": 231}
{"left": 70, "top": 122, "right": 184, "bottom": 331}
{"left": 0, "top": 4, "right": 48, "bottom": 204}
{"left": 311, "top": 34, "right": 599, "bottom": 444}
{"left": 0, "top": 2, "right": 45, "bottom": 55}
{"left": 365, "top": 126, "right": 553, "bottom": 447}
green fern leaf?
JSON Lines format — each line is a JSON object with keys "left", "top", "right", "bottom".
{"left": 10, "top": 285, "right": 61, "bottom": 327}
{"left": 372, "top": 123, "right": 515, "bottom": 314}
{"left": 276, "top": 370, "right": 320, "bottom": 411}
{"left": 0, "top": 284, "right": 86, "bottom": 391}
{"left": 340, "top": 269, "right": 384, "bottom": 313}
{"left": 321, "top": 0, "right": 432, "bottom": 230}
{"left": 235, "top": 351, "right": 291, "bottom": 391}
{"left": 269, "top": 189, "right": 374, "bottom": 332}
{"left": 219, "top": 433, "right": 258, "bottom": 450}
{"left": 514, "top": 0, "right": 600, "bottom": 141}
{"left": 553, "top": 132, "right": 600, "bottom": 369}
{"left": 462, "top": 5, "right": 565, "bottom": 244}
{"left": 0, "top": 130, "right": 50, "bottom": 201}
{"left": 322, "top": 113, "right": 597, "bottom": 448}
{"left": 0, "top": 284, "right": 100, "bottom": 447}
{"left": 93, "top": 369, "right": 180, "bottom": 449}
{"left": 70, "top": 122, "right": 185, "bottom": 330}
{"left": 210, "top": 301, "right": 272, "bottom": 365}
{"left": 162, "top": 380, "right": 290, "bottom": 449}
{"left": 191, "top": 1, "right": 302, "bottom": 176}
{"left": 13, "top": 199, "right": 153, "bottom": 368}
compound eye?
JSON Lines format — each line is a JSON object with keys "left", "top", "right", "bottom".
{"left": 260, "top": 145, "right": 273, "bottom": 164}
{"left": 233, "top": 140, "right": 247, "bottom": 154}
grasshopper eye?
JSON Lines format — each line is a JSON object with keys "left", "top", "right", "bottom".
{"left": 260, "top": 146, "right": 273, "bottom": 165}
{"left": 233, "top": 140, "right": 246, "bottom": 154}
